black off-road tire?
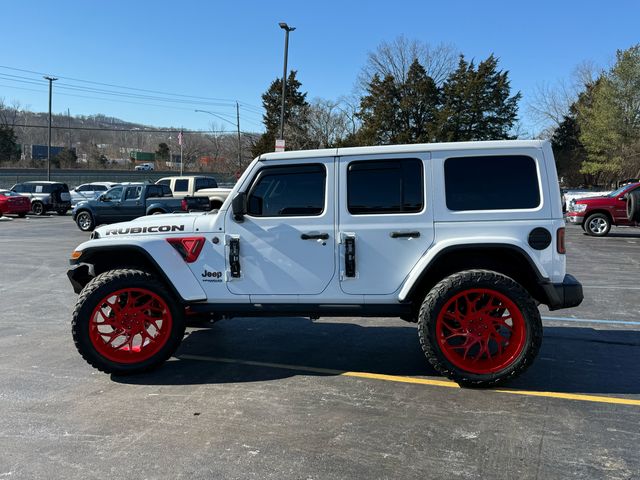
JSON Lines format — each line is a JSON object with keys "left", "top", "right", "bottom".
{"left": 584, "top": 213, "right": 611, "bottom": 236}
{"left": 71, "top": 269, "right": 185, "bottom": 375}
{"left": 418, "top": 270, "right": 543, "bottom": 388}
{"left": 31, "top": 201, "right": 45, "bottom": 216}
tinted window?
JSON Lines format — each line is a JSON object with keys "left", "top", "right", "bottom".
{"left": 444, "top": 155, "right": 540, "bottom": 211}
{"left": 247, "top": 164, "right": 325, "bottom": 217}
{"left": 195, "top": 177, "right": 217, "bottom": 191}
{"left": 92, "top": 185, "right": 108, "bottom": 191}
{"left": 124, "top": 186, "right": 142, "bottom": 200}
{"left": 146, "top": 185, "right": 161, "bottom": 198}
{"left": 161, "top": 185, "right": 172, "bottom": 196}
{"left": 103, "top": 187, "right": 123, "bottom": 202}
{"left": 347, "top": 159, "right": 424, "bottom": 214}
{"left": 157, "top": 179, "right": 170, "bottom": 187}
{"left": 174, "top": 179, "right": 189, "bottom": 192}
{"left": 12, "top": 184, "right": 24, "bottom": 193}
{"left": 76, "top": 184, "right": 90, "bottom": 192}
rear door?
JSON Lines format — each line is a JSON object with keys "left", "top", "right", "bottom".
{"left": 337, "top": 153, "right": 434, "bottom": 295}
{"left": 117, "top": 185, "right": 145, "bottom": 220}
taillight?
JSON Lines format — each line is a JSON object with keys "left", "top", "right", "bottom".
{"left": 167, "top": 237, "right": 205, "bottom": 263}
{"left": 181, "top": 199, "right": 188, "bottom": 211}
{"left": 557, "top": 227, "right": 566, "bottom": 254}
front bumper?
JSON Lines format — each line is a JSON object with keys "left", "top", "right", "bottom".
{"left": 565, "top": 213, "right": 584, "bottom": 225}
{"left": 67, "top": 263, "right": 94, "bottom": 294}
{"left": 540, "top": 274, "right": 583, "bottom": 311}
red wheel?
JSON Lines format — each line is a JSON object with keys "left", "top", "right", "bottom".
{"left": 89, "top": 288, "right": 173, "bottom": 364}
{"left": 72, "top": 269, "right": 185, "bottom": 374}
{"left": 418, "top": 270, "right": 542, "bottom": 387}
{"left": 435, "top": 289, "right": 526, "bottom": 374}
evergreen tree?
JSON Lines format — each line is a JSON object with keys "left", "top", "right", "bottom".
{"left": 438, "top": 55, "right": 521, "bottom": 141}
{"left": 357, "top": 60, "right": 440, "bottom": 145}
{"left": 252, "top": 71, "right": 310, "bottom": 156}
{"left": 156, "top": 142, "right": 170, "bottom": 162}
{"left": 0, "top": 126, "right": 20, "bottom": 164}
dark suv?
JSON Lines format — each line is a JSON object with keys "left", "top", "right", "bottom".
{"left": 11, "top": 181, "right": 72, "bottom": 216}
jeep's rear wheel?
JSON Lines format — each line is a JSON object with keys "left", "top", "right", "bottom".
{"left": 418, "top": 270, "right": 542, "bottom": 387}
{"left": 72, "top": 269, "right": 185, "bottom": 374}
{"left": 584, "top": 213, "right": 611, "bottom": 236}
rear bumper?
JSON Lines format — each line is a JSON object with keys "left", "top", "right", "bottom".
{"left": 540, "top": 274, "right": 583, "bottom": 311}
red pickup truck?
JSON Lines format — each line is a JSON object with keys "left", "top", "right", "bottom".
{"left": 566, "top": 182, "right": 640, "bottom": 236}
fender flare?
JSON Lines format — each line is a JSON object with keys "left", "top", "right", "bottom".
{"left": 398, "top": 239, "right": 548, "bottom": 302}
{"left": 70, "top": 239, "right": 207, "bottom": 302}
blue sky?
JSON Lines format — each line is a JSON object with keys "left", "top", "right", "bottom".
{"left": 1, "top": 0, "right": 638, "bottom": 135}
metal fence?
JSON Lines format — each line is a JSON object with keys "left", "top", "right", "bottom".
{"left": 0, "top": 169, "right": 237, "bottom": 189}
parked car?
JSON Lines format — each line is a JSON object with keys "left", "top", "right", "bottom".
{"left": 0, "top": 189, "right": 31, "bottom": 217}
{"left": 11, "top": 181, "right": 72, "bottom": 216}
{"left": 70, "top": 182, "right": 120, "bottom": 205}
{"left": 71, "top": 183, "right": 210, "bottom": 231}
{"left": 134, "top": 163, "right": 154, "bottom": 171}
{"left": 156, "top": 175, "right": 232, "bottom": 209}
{"left": 566, "top": 182, "right": 640, "bottom": 236}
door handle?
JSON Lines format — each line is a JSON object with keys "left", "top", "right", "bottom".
{"left": 390, "top": 231, "right": 421, "bottom": 238}
{"left": 344, "top": 236, "right": 356, "bottom": 277}
{"left": 301, "top": 232, "right": 329, "bottom": 240}
{"left": 229, "top": 237, "right": 241, "bottom": 278}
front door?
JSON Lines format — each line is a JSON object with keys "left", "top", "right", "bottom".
{"left": 98, "top": 186, "right": 124, "bottom": 222}
{"left": 117, "top": 185, "right": 145, "bottom": 221}
{"left": 337, "top": 153, "right": 434, "bottom": 295}
{"left": 224, "top": 159, "right": 336, "bottom": 297}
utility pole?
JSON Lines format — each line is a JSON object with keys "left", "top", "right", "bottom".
{"left": 179, "top": 129, "right": 184, "bottom": 176}
{"left": 278, "top": 22, "right": 295, "bottom": 151}
{"left": 236, "top": 101, "right": 241, "bottom": 171}
{"left": 67, "top": 108, "right": 71, "bottom": 150}
{"left": 44, "top": 76, "right": 58, "bottom": 180}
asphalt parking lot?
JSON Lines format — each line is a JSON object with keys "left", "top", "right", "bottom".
{"left": 1, "top": 215, "right": 639, "bottom": 479}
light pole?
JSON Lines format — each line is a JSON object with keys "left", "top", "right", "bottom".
{"left": 195, "top": 109, "right": 242, "bottom": 171}
{"left": 278, "top": 22, "right": 295, "bottom": 150}
{"left": 44, "top": 76, "right": 58, "bottom": 180}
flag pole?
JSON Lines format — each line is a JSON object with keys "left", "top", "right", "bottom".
{"left": 179, "top": 128, "right": 184, "bottom": 176}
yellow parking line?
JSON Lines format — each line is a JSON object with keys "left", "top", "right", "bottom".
{"left": 178, "top": 354, "right": 640, "bottom": 407}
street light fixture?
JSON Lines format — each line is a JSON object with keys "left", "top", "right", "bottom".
{"left": 278, "top": 22, "right": 295, "bottom": 150}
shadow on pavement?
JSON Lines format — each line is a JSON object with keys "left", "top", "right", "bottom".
{"left": 113, "top": 317, "right": 640, "bottom": 395}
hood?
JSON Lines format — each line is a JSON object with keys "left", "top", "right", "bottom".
{"left": 93, "top": 212, "right": 206, "bottom": 238}
{"left": 575, "top": 195, "right": 613, "bottom": 205}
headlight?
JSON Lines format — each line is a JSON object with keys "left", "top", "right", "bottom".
{"left": 572, "top": 203, "right": 587, "bottom": 213}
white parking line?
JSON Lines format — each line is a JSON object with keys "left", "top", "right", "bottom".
{"left": 542, "top": 316, "right": 640, "bottom": 326}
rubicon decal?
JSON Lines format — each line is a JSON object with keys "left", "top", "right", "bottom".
{"left": 105, "top": 225, "right": 185, "bottom": 235}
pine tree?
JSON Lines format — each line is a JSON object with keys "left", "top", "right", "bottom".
{"left": 438, "top": 55, "right": 521, "bottom": 141}
{"left": 252, "top": 71, "right": 310, "bottom": 156}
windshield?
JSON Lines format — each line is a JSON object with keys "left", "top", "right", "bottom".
{"left": 608, "top": 185, "right": 633, "bottom": 197}
{"left": 0, "top": 191, "right": 20, "bottom": 197}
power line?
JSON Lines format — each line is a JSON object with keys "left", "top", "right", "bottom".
{"left": 11, "top": 122, "right": 260, "bottom": 135}
{"left": 0, "top": 64, "right": 264, "bottom": 110}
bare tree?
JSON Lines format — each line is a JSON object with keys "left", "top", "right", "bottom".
{"left": 358, "top": 36, "right": 458, "bottom": 90}
{"left": 306, "top": 98, "right": 352, "bottom": 148}
{"left": 527, "top": 61, "right": 603, "bottom": 136}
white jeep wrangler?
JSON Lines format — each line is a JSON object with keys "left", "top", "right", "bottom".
{"left": 68, "top": 140, "right": 583, "bottom": 387}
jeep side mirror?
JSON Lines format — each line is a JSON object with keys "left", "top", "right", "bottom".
{"left": 231, "top": 192, "right": 247, "bottom": 221}
{"left": 99, "top": 194, "right": 107, "bottom": 202}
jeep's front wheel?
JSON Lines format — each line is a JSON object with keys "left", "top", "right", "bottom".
{"left": 418, "top": 270, "right": 542, "bottom": 388}
{"left": 72, "top": 269, "right": 185, "bottom": 374}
